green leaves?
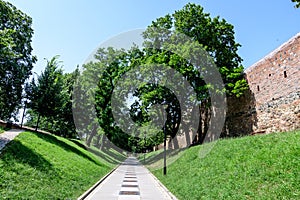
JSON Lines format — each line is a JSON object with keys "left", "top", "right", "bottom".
{"left": 26, "top": 56, "right": 67, "bottom": 133}
{"left": 0, "top": 0, "right": 36, "bottom": 120}
{"left": 292, "top": 0, "right": 300, "bottom": 8}
{"left": 81, "top": 3, "right": 248, "bottom": 151}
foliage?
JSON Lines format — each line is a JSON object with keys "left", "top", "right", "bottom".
{"left": 0, "top": 0, "right": 36, "bottom": 120}
{"left": 151, "top": 130, "right": 300, "bottom": 199}
{"left": 25, "top": 56, "right": 65, "bottom": 130}
{"left": 0, "top": 126, "right": 4, "bottom": 134}
{"left": 143, "top": 3, "right": 247, "bottom": 97}
{"left": 292, "top": 0, "right": 300, "bottom": 8}
{"left": 93, "top": 47, "right": 140, "bottom": 151}
{"left": 25, "top": 57, "right": 79, "bottom": 138}
{"left": 0, "top": 131, "right": 120, "bottom": 199}
{"left": 80, "top": 3, "right": 248, "bottom": 152}
{"left": 54, "top": 67, "right": 80, "bottom": 137}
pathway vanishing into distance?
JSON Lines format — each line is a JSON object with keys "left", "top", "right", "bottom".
{"left": 0, "top": 129, "right": 24, "bottom": 153}
{"left": 81, "top": 157, "right": 177, "bottom": 200}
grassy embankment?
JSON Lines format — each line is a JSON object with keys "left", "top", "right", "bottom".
{"left": 0, "top": 131, "right": 126, "bottom": 199}
{"left": 145, "top": 130, "right": 300, "bottom": 199}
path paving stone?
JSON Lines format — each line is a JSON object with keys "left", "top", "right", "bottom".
{"left": 0, "top": 129, "right": 24, "bottom": 153}
{"left": 84, "top": 157, "right": 177, "bottom": 200}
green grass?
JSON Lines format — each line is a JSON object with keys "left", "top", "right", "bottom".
{"left": 69, "top": 138, "right": 127, "bottom": 167}
{"left": 150, "top": 131, "right": 300, "bottom": 200}
{"left": 0, "top": 126, "right": 4, "bottom": 134}
{"left": 0, "top": 131, "right": 125, "bottom": 199}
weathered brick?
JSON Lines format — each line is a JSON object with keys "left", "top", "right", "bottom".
{"left": 227, "top": 32, "right": 300, "bottom": 135}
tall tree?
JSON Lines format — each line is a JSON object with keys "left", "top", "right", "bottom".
{"left": 0, "top": 0, "right": 36, "bottom": 120}
{"left": 81, "top": 3, "right": 248, "bottom": 152}
{"left": 25, "top": 66, "right": 79, "bottom": 138}
{"left": 54, "top": 68, "right": 79, "bottom": 137}
{"left": 26, "top": 56, "right": 65, "bottom": 131}
{"left": 141, "top": 3, "right": 247, "bottom": 144}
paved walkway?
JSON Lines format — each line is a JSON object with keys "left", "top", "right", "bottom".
{"left": 0, "top": 129, "right": 24, "bottom": 153}
{"left": 83, "top": 157, "right": 177, "bottom": 200}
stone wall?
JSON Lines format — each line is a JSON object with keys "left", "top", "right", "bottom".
{"left": 240, "top": 32, "right": 300, "bottom": 134}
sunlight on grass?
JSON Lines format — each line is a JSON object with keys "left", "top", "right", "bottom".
{"left": 0, "top": 131, "right": 123, "bottom": 199}
{"left": 149, "top": 130, "right": 300, "bottom": 199}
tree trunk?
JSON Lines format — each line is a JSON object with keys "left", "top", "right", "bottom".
{"left": 86, "top": 125, "right": 97, "bottom": 147}
{"left": 35, "top": 113, "right": 41, "bottom": 131}
{"left": 95, "top": 134, "right": 101, "bottom": 148}
{"left": 99, "top": 133, "right": 104, "bottom": 150}
{"left": 197, "top": 103, "right": 203, "bottom": 144}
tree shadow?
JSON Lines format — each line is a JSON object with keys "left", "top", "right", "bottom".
{"left": 224, "top": 86, "right": 258, "bottom": 137}
{"left": 33, "top": 132, "right": 104, "bottom": 167}
{"left": 0, "top": 140, "right": 55, "bottom": 173}
{"left": 140, "top": 148, "right": 185, "bottom": 166}
{"left": 69, "top": 139, "right": 126, "bottom": 165}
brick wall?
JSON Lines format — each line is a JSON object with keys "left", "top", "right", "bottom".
{"left": 245, "top": 33, "right": 300, "bottom": 106}
{"left": 242, "top": 32, "right": 300, "bottom": 133}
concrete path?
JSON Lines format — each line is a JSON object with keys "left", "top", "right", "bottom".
{"left": 83, "top": 157, "right": 177, "bottom": 200}
{"left": 0, "top": 129, "right": 24, "bottom": 153}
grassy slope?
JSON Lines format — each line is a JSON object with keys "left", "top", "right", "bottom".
{"left": 0, "top": 131, "right": 125, "bottom": 199}
{"left": 152, "top": 131, "right": 300, "bottom": 200}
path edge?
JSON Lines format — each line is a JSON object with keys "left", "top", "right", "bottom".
{"left": 77, "top": 164, "right": 120, "bottom": 200}
{"left": 148, "top": 170, "right": 178, "bottom": 200}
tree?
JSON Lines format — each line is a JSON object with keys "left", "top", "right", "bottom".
{"left": 25, "top": 66, "right": 79, "bottom": 138}
{"left": 79, "top": 3, "right": 248, "bottom": 152}
{"left": 292, "top": 0, "right": 300, "bottom": 8}
{"left": 0, "top": 0, "right": 36, "bottom": 120}
{"left": 54, "top": 68, "right": 79, "bottom": 137}
{"left": 26, "top": 56, "right": 65, "bottom": 131}
{"left": 140, "top": 3, "right": 247, "bottom": 144}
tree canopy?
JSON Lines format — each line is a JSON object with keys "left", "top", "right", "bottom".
{"left": 25, "top": 56, "right": 78, "bottom": 137}
{"left": 0, "top": 0, "right": 36, "bottom": 120}
{"left": 292, "top": 0, "right": 300, "bottom": 8}
{"left": 76, "top": 3, "right": 248, "bottom": 152}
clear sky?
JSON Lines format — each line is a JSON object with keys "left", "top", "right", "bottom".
{"left": 5, "top": 0, "right": 300, "bottom": 73}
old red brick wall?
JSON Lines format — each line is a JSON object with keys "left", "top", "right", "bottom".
{"left": 244, "top": 32, "right": 300, "bottom": 133}
{"left": 245, "top": 33, "right": 300, "bottom": 106}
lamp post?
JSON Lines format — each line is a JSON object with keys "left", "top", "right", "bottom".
{"left": 162, "top": 105, "right": 167, "bottom": 175}
{"left": 163, "top": 121, "right": 167, "bottom": 175}
{"left": 144, "top": 131, "right": 146, "bottom": 163}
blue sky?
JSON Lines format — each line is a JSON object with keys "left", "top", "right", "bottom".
{"left": 5, "top": 0, "right": 300, "bottom": 73}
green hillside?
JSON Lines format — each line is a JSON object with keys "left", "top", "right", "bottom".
{"left": 0, "top": 131, "right": 125, "bottom": 199}
{"left": 151, "top": 131, "right": 300, "bottom": 199}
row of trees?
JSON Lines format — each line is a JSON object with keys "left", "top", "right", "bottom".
{"left": 2, "top": 3, "right": 248, "bottom": 151}
{"left": 77, "top": 3, "right": 248, "bottom": 152}
{"left": 2, "top": 1, "right": 297, "bottom": 151}
{"left": 0, "top": 1, "right": 81, "bottom": 139}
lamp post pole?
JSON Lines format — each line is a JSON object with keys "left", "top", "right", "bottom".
{"left": 144, "top": 132, "right": 146, "bottom": 163}
{"left": 163, "top": 124, "right": 167, "bottom": 175}
{"left": 163, "top": 106, "right": 167, "bottom": 175}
